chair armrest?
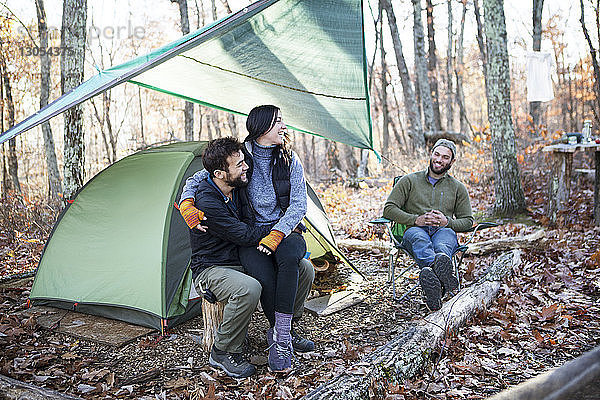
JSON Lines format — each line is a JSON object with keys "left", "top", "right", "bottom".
{"left": 464, "top": 221, "right": 499, "bottom": 232}
{"left": 369, "top": 217, "right": 392, "bottom": 224}
{"left": 462, "top": 222, "right": 500, "bottom": 246}
{"left": 369, "top": 217, "right": 402, "bottom": 247}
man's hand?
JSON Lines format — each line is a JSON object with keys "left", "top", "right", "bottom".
{"left": 414, "top": 213, "right": 431, "bottom": 226}
{"left": 429, "top": 210, "right": 448, "bottom": 227}
{"left": 194, "top": 220, "right": 208, "bottom": 232}
{"left": 415, "top": 210, "right": 448, "bottom": 227}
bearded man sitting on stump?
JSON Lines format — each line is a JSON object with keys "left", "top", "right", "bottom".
{"left": 383, "top": 139, "right": 474, "bottom": 311}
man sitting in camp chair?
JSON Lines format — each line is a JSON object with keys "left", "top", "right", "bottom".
{"left": 383, "top": 139, "right": 474, "bottom": 311}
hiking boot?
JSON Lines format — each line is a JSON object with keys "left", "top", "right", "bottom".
{"left": 419, "top": 267, "right": 442, "bottom": 311}
{"left": 268, "top": 328, "right": 315, "bottom": 353}
{"left": 432, "top": 253, "right": 458, "bottom": 294}
{"left": 209, "top": 345, "right": 256, "bottom": 378}
{"left": 268, "top": 339, "right": 293, "bottom": 372}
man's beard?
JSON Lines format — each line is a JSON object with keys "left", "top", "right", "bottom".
{"left": 225, "top": 175, "right": 248, "bottom": 188}
{"left": 429, "top": 159, "right": 452, "bottom": 175}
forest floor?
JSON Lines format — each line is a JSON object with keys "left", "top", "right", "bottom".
{"left": 1, "top": 137, "right": 599, "bottom": 399}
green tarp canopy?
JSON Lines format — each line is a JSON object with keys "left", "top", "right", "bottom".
{"left": 30, "top": 141, "right": 362, "bottom": 332}
{"left": 0, "top": 0, "right": 373, "bottom": 150}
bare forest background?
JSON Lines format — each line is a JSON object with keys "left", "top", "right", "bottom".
{"left": 0, "top": 0, "right": 599, "bottom": 208}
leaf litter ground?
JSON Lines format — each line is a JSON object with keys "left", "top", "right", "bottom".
{"left": 1, "top": 146, "right": 599, "bottom": 399}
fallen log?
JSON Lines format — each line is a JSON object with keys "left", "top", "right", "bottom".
{"left": 337, "top": 239, "right": 391, "bottom": 253}
{"left": 0, "top": 374, "right": 82, "bottom": 400}
{"left": 466, "top": 229, "right": 546, "bottom": 255}
{"left": 338, "top": 230, "right": 546, "bottom": 257}
{"left": 303, "top": 250, "right": 521, "bottom": 400}
{"left": 488, "top": 344, "right": 600, "bottom": 400}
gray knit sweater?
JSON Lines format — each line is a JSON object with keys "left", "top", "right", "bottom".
{"left": 246, "top": 142, "right": 307, "bottom": 236}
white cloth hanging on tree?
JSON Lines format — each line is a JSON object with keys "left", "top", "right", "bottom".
{"left": 526, "top": 51, "right": 554, "bottom": 102}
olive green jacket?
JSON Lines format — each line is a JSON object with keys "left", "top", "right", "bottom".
{"left": 383, "top": 170, "right": 474, "bottom": 232}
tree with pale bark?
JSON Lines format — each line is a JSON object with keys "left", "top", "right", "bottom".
{"left": 412, "top": 0, "right": 435, "bottom": 135}
{"left": 483, "top": 0, "right": 527, "bottom": 216}
{"left": 35, "top": 0, "right": 62, "bottom": 203}
{"left": 529, "top": 0, "right": 545, "bottom": 133}
{"left": 61, "top": 0, "right": 87, "bottom": 202}
{"left": 381, "top": 0, "right": 424, "bottom": 150}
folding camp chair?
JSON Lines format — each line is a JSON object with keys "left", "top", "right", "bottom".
{"left": 370, "top": 217, "right": 497, "bottom": 301}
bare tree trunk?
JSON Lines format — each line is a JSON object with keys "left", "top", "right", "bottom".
{"left": 35, "top": 0, "right": 62, "bottom": 202}
{"left": 580, "top": 0, "right": 600, "bottom": 128}
{"left": 0, "top": 72, "right": 5, "bottom": 195}
{"left": 473, "top": 0, "right": 488, "bottom": 96}
{"left": 227, "top": 113, "right": 238, "bottom": 138}
{"left": 379, "top": 2, "right": 390, "bottom": 153}
{"left": 310, "top": 136, "right": 317, "bottom": 177}
{"left": 568, "top": 65, "right": 576, "bottom": 131}
{"left": 446, "top": 0, "right": 454, "bottom": 132}
{"left": 425, "top": 0, "right": 442, "bottom": 131}
{"left": 205, "top": 116, "right": 214, "bottom": 141}
{"left": 301, "top": 133, "right": 311, "bottom": 179}
{"left": 137, "top": 86, "right": 145, "bottom": 145}
{"left": 61, "top": 0, "right": 87, "bottom": 202}
{"left": 381, "top": 0, "right": 424, "bottom": 149}
{"left": 412, "top": 0, "right": 435, "bottom": 135}
{"left": 197, "top": 106, "right": 204, "bottom": 139}
{"left": 326, "top": 140, "right": 343, "bottom": 178}
{"left": 220, "top": 0, "right": 232, "bottom": 13}
{"left": 0, "top": 48, "right": 20, "bottom": 194}
{"left": 193, "top": 0, "right": 205, "bottom": 28}
{"left": 529, "top": 0, "right": 544, "bottom": 133}
{"left": 456, "top": 0, "right": 468, "bottom": 135}
{"left": 211, "top": 111, "right": 221, "bottom": 137}
{"left": 390, "top": 83, "right": 409, "bottom": 148}
{"left": 172, "top": 0, "right": 194, "bottom": 141}
{"left": 210, "top": 0, "right": 218, "bottom": 21}
{"left": 90, "top": 97, "right": 111, "bottom": 163}
{"left": 342, "top": 144, "right": 358, "bottom": 177}
{"left": 483, "top": 0, "right": 527, "bottom": 216}
{"left": 357, "top": 149, "right": 369, "bottom": 179}
{"left": 104, "top": 91, "right": 117, "bottom": 162}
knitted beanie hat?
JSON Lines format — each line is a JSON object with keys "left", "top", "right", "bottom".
{"left": 432, "top": 138, "right": 456, "bottom": 158}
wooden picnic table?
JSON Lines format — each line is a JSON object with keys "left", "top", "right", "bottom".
{"left": 542, "top": 142, "right": 600, "bottom": 226}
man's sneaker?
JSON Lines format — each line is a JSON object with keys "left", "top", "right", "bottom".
{"left": 209, "top": 345, "right": 256, "bottom": 378}
{"left": 268, "top": 328, "right": 315, "bottom": 353}
{"left": 419, "top": 267, "right": 442, "bottom": 311}
{"left": 268, "top": 339, "right": 293, "bottom": 372}
{"left": 432, "top": 253, "right": 459, "bottom": 293}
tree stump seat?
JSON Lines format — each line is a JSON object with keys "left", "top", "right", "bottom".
{"left": 201, "top": 298, "right": 224, "bottom": 352}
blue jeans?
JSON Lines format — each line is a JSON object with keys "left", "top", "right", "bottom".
{"left": 401, "top": 226, "right": 458, "bottom": 268}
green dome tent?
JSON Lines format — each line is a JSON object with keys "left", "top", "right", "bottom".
{"left": 29, "top": 141, "right": 359, "bottom": 333}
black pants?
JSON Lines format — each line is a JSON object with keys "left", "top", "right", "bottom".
{"left": 239, "top": 232, "right": 307, "bottom": 326}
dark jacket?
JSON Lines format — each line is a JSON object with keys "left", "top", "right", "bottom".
{"left": 189, "top": 177, "right": 272, "bottom": 275}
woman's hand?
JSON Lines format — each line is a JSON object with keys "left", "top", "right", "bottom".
{"left": 257, "top": 244, "right": 273, "bottom": 255}
{"left": 258, "top": 230, "right": 285, "bottom": 255}
{"left": 179, "top": 198, "right": 208, "bottom": 231}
